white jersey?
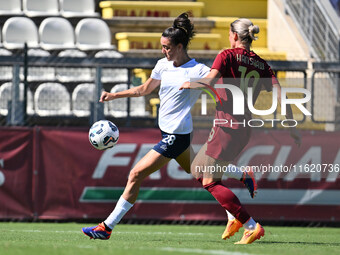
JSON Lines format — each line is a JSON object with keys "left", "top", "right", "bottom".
{"left": 151, "top": 58, "right": 210, "bottom": 134}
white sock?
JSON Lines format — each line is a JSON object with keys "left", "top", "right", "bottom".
{"left": 243, "top": 217, "right": 257, "bottom": 230}
{"left": 223, "top": 164, "right": 244, "bottom": 180}
{"left": 104, "top": 196, "right": 133, "bottom": 230}
{"left": 226, "top": 210, "right": 235, "bottom": 220}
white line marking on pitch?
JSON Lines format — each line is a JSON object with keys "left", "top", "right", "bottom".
{"left": 77, "top": 245, "right": 95, "bottom": 249}
{"left": 155, "top": 247, "right": 253, "bottom": 255}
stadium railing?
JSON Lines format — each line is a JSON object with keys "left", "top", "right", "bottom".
{"left": 285, "top": 0, "right": 340, "bottom": 62}
{"left": 311, "top": 62, "right": 340, "bottom": 127}
{"left": 0, "top": 50, "right": 157, "bottom": 127}
{"left": 0, "top": 50, "right": 325, "bottom": 129}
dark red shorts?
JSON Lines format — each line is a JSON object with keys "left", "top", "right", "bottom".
{"left": 205, "top": 126, "right": 251, "bottom": 162}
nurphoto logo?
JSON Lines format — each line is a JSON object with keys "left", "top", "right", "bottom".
{"left": 199, "top": 83, "right": 311, "bottom": 128}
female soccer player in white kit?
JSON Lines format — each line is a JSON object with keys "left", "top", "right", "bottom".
{"left": 82, "top": 13, "right": 256, "bottom": 241}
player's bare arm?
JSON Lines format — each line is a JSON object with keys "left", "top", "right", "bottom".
{"left": 99, "top": 78, "right": 161, "bottom": 102}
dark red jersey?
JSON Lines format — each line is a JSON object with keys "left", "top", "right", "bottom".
{"left": 211, "top": 48, "right": 278, "bottom": 129}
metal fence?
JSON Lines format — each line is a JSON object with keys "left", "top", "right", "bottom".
{"left": 285, "top": 0, "right": 340, "bottom": 61}
{"left": 311, "top": 62, "right": 340, "bottom": 124}
{"left": 285, "top": 0, "right": 340, "bottom": 129}
{"left": 0, "top": 53, "right": 158, "bottom": 127}
{"left": 2, "top": 53, "right": 339, "bottom": 129}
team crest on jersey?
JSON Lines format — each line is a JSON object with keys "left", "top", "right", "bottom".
{"left": 160, "top": 144, "right": 168, "bottom": 151}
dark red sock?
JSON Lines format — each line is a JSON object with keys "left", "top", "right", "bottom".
{"left": 203, "top": 181, "right": 250, "bottom": 224}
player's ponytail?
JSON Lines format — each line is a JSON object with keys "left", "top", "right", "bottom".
{"left": 231, "top": 18, "right": 260, "bottom": 46}
{"left": 162, "top": 12, "right": 195, "bottom": 49}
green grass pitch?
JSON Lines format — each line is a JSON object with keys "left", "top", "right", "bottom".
{"left": 0, "top": 222, "right": 339, "bottom": 255}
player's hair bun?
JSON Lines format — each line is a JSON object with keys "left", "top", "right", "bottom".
{"left": 230, "top": 18, "right": 260, "bottom": 45}
{"left": 172, "top": 12, "right": 195, "bottom": 41}
{"left": 162, "top": 12, "right": 195, "bottom": 49}
{"left": 248, "top": 25, "right": 260, "bottom": 41}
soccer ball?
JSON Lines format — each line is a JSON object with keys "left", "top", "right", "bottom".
{"left": 89, "top": 120, "right": 119, "bottom": 150}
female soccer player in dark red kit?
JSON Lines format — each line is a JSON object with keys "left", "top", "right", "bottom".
{"left": 181, "top": 18, "right": 301, "bottom": 244}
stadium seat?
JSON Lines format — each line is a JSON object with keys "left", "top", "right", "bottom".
{"left": 0, "top": 48, "right": 12, "bottom": 56}
{"left": 57, "top": 49, "right": 87, "bottom": 57}
{"left": 60, "top": 0, "right": 99, "bottom": 17}
{"left": 101, "top": 68, "right": 128, "bottom": 83}
{"left": 23, "top": 0, "right": 59, "bottom": 17}
{"left": 39, "top": 17, "right": 75, "bottom": 50}
{"left": 0, "top": 82, "right": 34, "bottom": 116}
{"left": 94, "top": 50, "right": 122, "bottom": 58}
{"left": 0, "top": 66, "right": 12, "bottom": 80}
{"left": 99, "top": 1, "right": 204, "bottom": 18}
{"left": 0, "top": 0, "right": 23, "bottom": 16}
{"left": 20, "top": 66, "right": 56, "bottom": 82}
{"left": 2, "top": 17, "right": 39, "bottom": 49}
{"left": 106, "top": 83, "right": 146, "bottom": 117}
{"left": 0, "top": 47, "right": 54, "bottom": 82}
{"left": 198, "top": 0, "right": 267, "bottom": 18}
{"left": 0, "top": 30, "right": 12, "bottom": 56}
{"left": 72, "top": 83, "right": 95, "bottom": 117}
{"left": 1, "top": 65, "right": 55, "bottom": 83}
{"left": 55, "top": 49, "right": 91, "bottom": 82}
{"left": 75, "top": 18, "right": 114, "bottom": 51}
{"left": 115, "top": 32, "right": 221, "bottom": 51}
{"left": 25, "top": 87, "right": 34, "bottom": 115}
{"left": 56, "top": 66, "right": 127, "bottom": 84}
{"left": 0, "top": 82, "right": 18, "bottom": 116}
{"left": 34, "top": 82, "right": 71, "bottom": 116}
{"left": 56, "top": 67, "right": 94, "bottom": 83}
{"left": 0, "top": 31, "right": 11, "bottom": 55}
{"left": 27, "top": 48, "right": 51, "bottom": 57}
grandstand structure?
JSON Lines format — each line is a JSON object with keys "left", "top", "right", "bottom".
{"left": 0, "top": 0, "right": 339, "bottom": 130}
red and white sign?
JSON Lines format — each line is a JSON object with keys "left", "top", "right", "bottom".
{"left": 0, "top": 126, "right": 339, "bottom": 222}
{"left": 0, "top": 127, "right": 34, "bottom": 219}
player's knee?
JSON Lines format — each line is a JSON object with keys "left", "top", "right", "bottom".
{"left": 127, "top": 168, "right": 146, "bottom": 184}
